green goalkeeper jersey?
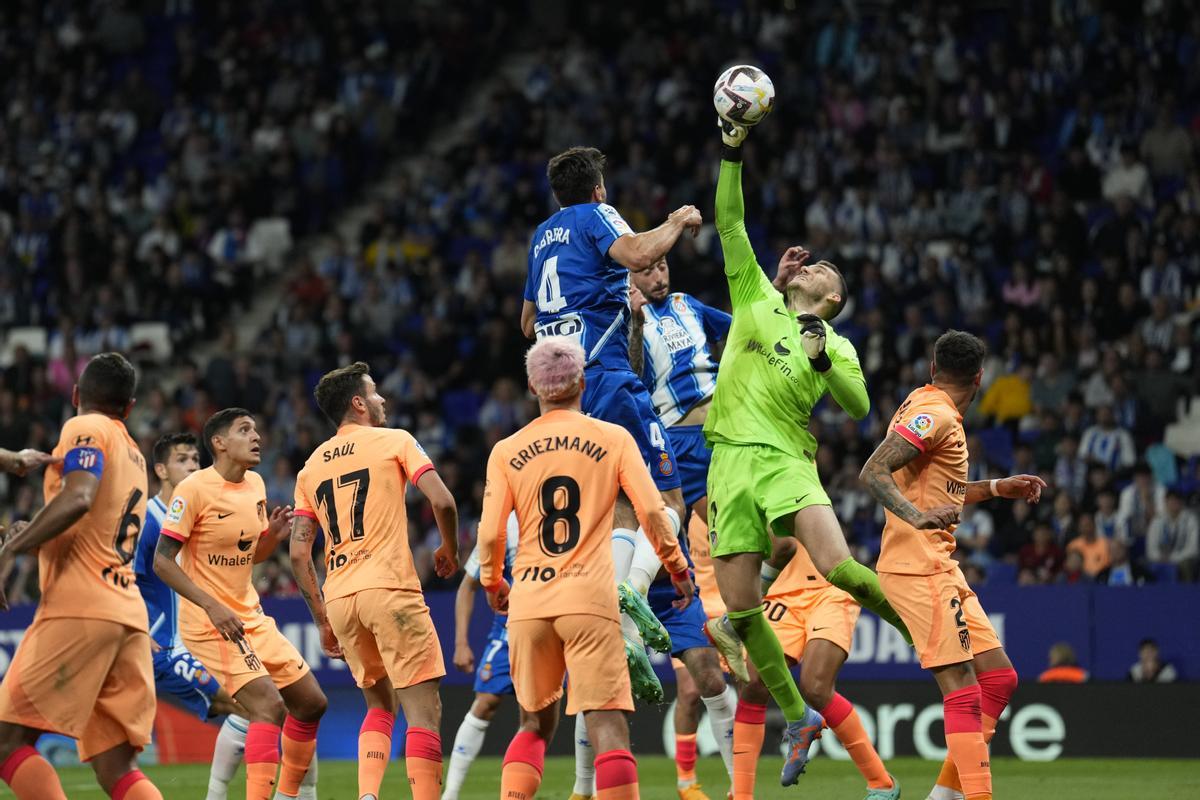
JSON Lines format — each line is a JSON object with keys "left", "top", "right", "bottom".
{"left": 703, "top": 159, "right": 869, "bottom": 460}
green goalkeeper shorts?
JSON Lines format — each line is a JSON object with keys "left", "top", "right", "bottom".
{"left": 706, "top": 442, "right": 831, "bottom": 559}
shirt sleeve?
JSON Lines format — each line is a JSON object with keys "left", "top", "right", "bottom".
{"left": 590, "top": 203, "right": 633, "bottom": 258}
{"left": 822, "top": 333, "right": 870, "bottom": 420}
{"left": 463, "top": 540, "right": 483, "bottom": 581}
{"left": 58, "top": 415, "right": 108, "bottom": 479}
{"left": 697, "top": 299, "right": 733, "bottom": 342}
{"left": 477, "top": 446, "right": 515, "bottom": 590}
{"left": 396, "top": 431, "right": 435, "bottom": 485}
{"left": 523, "top": 236, "right": 538, "bottom": 302}
{"left": 293, "top": 467, "right": 317, "bottom": 520}
{"left": 892, "top": 399, "right": 951, "bottom": 454}
{"left": 614, "top": 429, "right": 688, "bottom": 576}
{"left": 162, "top": 480, "right": 200, "bottom": 543}
{"left": 715, "top": 159, "right": 774, "bottom": 309}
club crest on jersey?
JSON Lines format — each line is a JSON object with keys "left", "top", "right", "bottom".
{"left": 671, "top": 295, "right": 688, "bottom": 313}
{"left": 480, "top": 662, "right": 492, "bottom": 682}
{"left": 658, "top": 453, "right": 675, "bottom": 476}
{"left": 906, "top": 413, "right": 935, "bottom": 439}
{"left": 166, "top": 497, "right": 186, "bottom": 523}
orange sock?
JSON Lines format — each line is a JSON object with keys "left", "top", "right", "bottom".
{"left": 944, "top": 686, "right": 990, "bottom": 800}
{"left": 405, "top": 727, "right": 443, "bottom": 800}
{"left": 279, "top": 716, "right": 319, "bottom": 796}
{"left": 245, "top": 721, "right": 281, "bottom": 800}
{"left": 111, "top": 770, "right": 164, "bottom": 800}
{"left": 936, "top": 712, "right": 997, "bottom": 790}
{"left": 501, "top": 761, "right": 542, "bottom": 799}
{"left": 675, "top": 733, "right": 697, "bottom": 785}
{"left": 731, "top": 701, "right": 765, "bottom": 800}
{"left": 0, "top": 746, "right": 67, "bottom": 800}
{"left": 821, "top": 694, "right": 892, "bottom": 790}
{"left": 359, "top": 708, "right": 394, "bottom": 797}
{"left": 595, "top": 749, "right": 639, "bottom": 800}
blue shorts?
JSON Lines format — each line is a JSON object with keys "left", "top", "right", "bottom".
{"left": 583, "top": 367, "right": 681, "bottom": 492}
{"left": 667, "top": 425, "right": 711, "bottom": 508}
{"left": 648, "top": 581, "right": 711, "bottom": 657}
{"left": 473, "top": 632, "right": 514, "bottom": 696}
{"left": 154, "top": 647, "right": 221, "bottom": 719}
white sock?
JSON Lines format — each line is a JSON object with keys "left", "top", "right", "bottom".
{"left": 298, "top": 753, "right": 317, "bottom": 799}
{"left": 573, "top": 713, "right": 596, "bottom": 796}
{"left": 701, "top": 685, "right": 737, "bottom": 778}
{"left": 443, "top": 712, "right": 490, "bottom": 799}
{"left": 629, "top": 506, "right": 679, "bottom": 593}
{"left": 927, "top": 786, "right": 965, "bottom": 800}
{"left": 761, "top": 562, "right": 783, "bottom": 594}
{"left": 612, "top": 528, "right": 637, "bottom": 581}
{"left": 207, "top": 714, "right": 249, "bottom": 800}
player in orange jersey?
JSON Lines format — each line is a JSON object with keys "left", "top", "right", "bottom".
{"left": 290, "top": 361, "right": 459, "bottom": 800}
{"left": 0, "top": 353, "right": 163, "bottom": 800}
{"left": 154, "top": 408, "right": 326, "bottom": 800}
{"left": 731, "top": 537, "right": 899, "bottom": 800}
{"left": 860, "top": 331, "right": 1043, "bottom": 800}
{"left": 477, "top": 336, "right": 695, "bottom": 800}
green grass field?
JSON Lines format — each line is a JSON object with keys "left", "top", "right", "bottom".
{"left": 13, "top": 756, "right": 1198, "bottom": 799}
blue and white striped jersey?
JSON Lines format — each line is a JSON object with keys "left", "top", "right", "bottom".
{"left": 525, "top": 202, "right": 635, "bottom": 371}
{"left": 134, "top": 495, "right": 181, "bottom": 650}
{"left": 638, "top": 293, "right": 732, "bottom": 426}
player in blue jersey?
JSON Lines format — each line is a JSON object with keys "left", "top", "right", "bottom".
{"left": 522, "top": 146, "right": 703, "bottom": 704}
{"left": 442, "top": 513, "right": 520, "bottom": 800}
{"left": 134, "top": 433, "right": 257, "bottom": 800}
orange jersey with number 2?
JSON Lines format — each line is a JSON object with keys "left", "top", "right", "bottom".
{"left": 477, "top": 408, "right": 687, "bottom": 622}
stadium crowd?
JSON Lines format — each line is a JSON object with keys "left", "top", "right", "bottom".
{"left": 2, "top": 1, "right": 1199, "bottom": 602}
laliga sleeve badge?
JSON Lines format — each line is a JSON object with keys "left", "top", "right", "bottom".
{"left": 906, "top": 413, "right": 935, "bottom": 439}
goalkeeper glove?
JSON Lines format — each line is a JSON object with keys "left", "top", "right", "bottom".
{"left": 718, "top": 117, "right": 748, "bottom": 148}
{"left": 796, "top": 313, "right": 832, "bottom": 372}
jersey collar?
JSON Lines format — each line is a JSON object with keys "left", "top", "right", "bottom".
{"left": 921, "top": 384, "right": 963, "bottom": 422}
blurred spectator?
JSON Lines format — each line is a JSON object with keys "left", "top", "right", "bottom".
{"left": 1127, "top": 638, "right": 1178, "bottom": 683}
{"left": 1066, "top": 514, "right": 1111, "bottom": 578}
{"left": 1038, "top": 643, "right": 1088, "bottom": 683}
{"left": 1119, "top": 465, "right": 1167, "bottom": 542}
{"left": 978, "top": 362, "right": 1034, "bottom": 425}
{"left": 1079, "top": 406, "right": 1136, "bottom": 472}
{"left": 1101, "top": 144, "right": 1152, "bottom": 206}
{"left": 1018, "top": 523, "right": 1064, "bottom": 584}
{"left": 1096, "top": 539, "right": 1153, "bottom": 587}
{"left": 1146, "top": 491, "right": 1200, "bottom": 582}
{"left": 1140, "top": 106, "right": 1193, "bottom": 180}
{"left": 1058, "top": 549, "right": 1089, "bottom": 585}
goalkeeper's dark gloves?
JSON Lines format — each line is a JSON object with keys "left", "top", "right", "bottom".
{"left": 796, "top": 313, "right": 832, "bottom": 372}
{"left": 718, "top": 117, "right": 747, "bottom": 161}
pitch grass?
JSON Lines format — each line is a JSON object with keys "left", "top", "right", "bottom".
{"left": 19, "top": 756, "right": 1199, "bottom": 798}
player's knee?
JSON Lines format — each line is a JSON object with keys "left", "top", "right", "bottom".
{"left": 255, "top": 694, "right": 288, "bottom": 725}
{"left": 472, "top": 693, "right": 502, "bottom": 720}
{"left": 693, "top": 665, "right": 728, "bottom": 698}
{"left": 743, "top": 678, "right": 771, "bottom": 706}
{"left": 798, "top": 671, "right": 833, "bottom": 711}
{"left": 768, "top": 536, "right": 798, "bottom": 568}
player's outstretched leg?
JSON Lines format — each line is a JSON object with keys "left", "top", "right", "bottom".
{"left": 671, "top": 665, "right": 707, "bottom": 800}
{"left": 235, "top": 676, "right": 290, "bottom": 800}
{"left": 276, "top": 673, "right": 326, "bottom": 800}
{"left": 933, "top": 664, "right": 991, "bottom": 800}
{"left": 587, "top": 710, "right": 640, "bottom": 800}
{"left": 0, "top": 725, "right": 67, "bottom": 800}
{"left": 731, "top": 665, "right": 769, "bottom": 800}
{"left": 800, "top": 640, "right": 897, "bottom": 798}
{"left": 357, "top": 679, "right": 397, "bottom": 800}
{"left": 499, "top": 702, "right": 558, "bottom": 800}
{"left": 570, "top": 712, "right": 596, "bottom": 800}
{"left": 928, "top": 651, "right": 1017, "bottom": 800}
{"left": 208, "top": 714, "right": 250, "bottom": 799}
{"left": 443, "top": 693, "right": 502, "bottom": 800}
{"left": 92, "top": 742, "right": 165, "bottom": 799}
{"left": 398, "top": 678, "right": 445, "bottom": 800}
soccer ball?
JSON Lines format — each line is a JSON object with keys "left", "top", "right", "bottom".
{"left": 713, "top": 65, "right": 775, "bottom": 127}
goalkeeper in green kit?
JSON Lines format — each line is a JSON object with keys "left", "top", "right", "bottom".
{"left": 705, "top": 118, "right": 913, "bottom": 786}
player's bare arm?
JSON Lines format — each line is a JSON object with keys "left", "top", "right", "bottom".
{"left": 453, "top": 573, "right": 481, "bottom": 672}
{"left": 0, "top": 447, "right": 61, "bottom": 476}
{"left": 153, "top": 534, "right": 245, "bottom": 642}
{"left": 607, "top": 205, "right": 702, "bottom": 271}
{"left": 628, "top": 286, "right": 647, "bottom": 376}
{"left": 253, "top": 504, "right": 294, "bottom": 564}
{"left": 415, "top": 469, "right": 460, "bottom": 577}
{"left": 288, "top": 514, "right": 342, "bottom": 660}
{"left": 860, "top": 431, "right": 960, "bottom": 530}
{"left": 964, "top": 474, "right": 1047, "bottom": 505}
{"left": 520, "top": 299, "right": 537, "bottom": 339}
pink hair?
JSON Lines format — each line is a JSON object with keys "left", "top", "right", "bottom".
{"left": 525, "top": 337, "right": 585, "bottom": 401}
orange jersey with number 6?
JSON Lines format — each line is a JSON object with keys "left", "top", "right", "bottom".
{"left": 39, "top": 413, "right": 148, "bottom": 630}
{"left": 477, "top": 408, "right": 687, "bottom": 623}
{"left": 293, "top": 424, "right": 434, "bottom": 601}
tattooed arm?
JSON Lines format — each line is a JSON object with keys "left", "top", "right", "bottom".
{"left": 859, "top": 430, "right": 960, "bottom": 530}
{"left": 154, "top": 534, "right": 245, "bottom": 641}
{"left": 288, "top": 514, "right": 342, "bottom": 659}
{"left": 628, "top": 287, "right": 647, "bottom": 377}
{"left": 964, "top": 474, "right": 1047, "bottom": 505}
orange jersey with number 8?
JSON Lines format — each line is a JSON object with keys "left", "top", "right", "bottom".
{"left": 294, "top": 424, "right": 434, "bottom": 601}
{"left": 476, "top": 408, "right": 687, "bottom": 623}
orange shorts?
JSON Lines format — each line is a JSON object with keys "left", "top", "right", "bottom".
{"left": 0, "top": 617, "right": 155, "bottom": 761}
{"left": 508, "top": 615, "right": 632, "bottom": 716}
{"left": 879, "top": 566, "right": 1002, "bottom": 669}
{"left": 763, "top": 585, "right": 860, "bottom": 661}
{"left": 183, "top": 613, "right": 309, "bottom": 696}
{"left": 327, "top": 588, "right": 445, "bottom": 690}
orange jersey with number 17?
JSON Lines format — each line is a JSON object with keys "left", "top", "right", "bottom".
{"left": 293, "top": 424, "right": 434, "bottom": 602}
{"left": 477, "top": 408, "right": 688, "bottom": 623}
